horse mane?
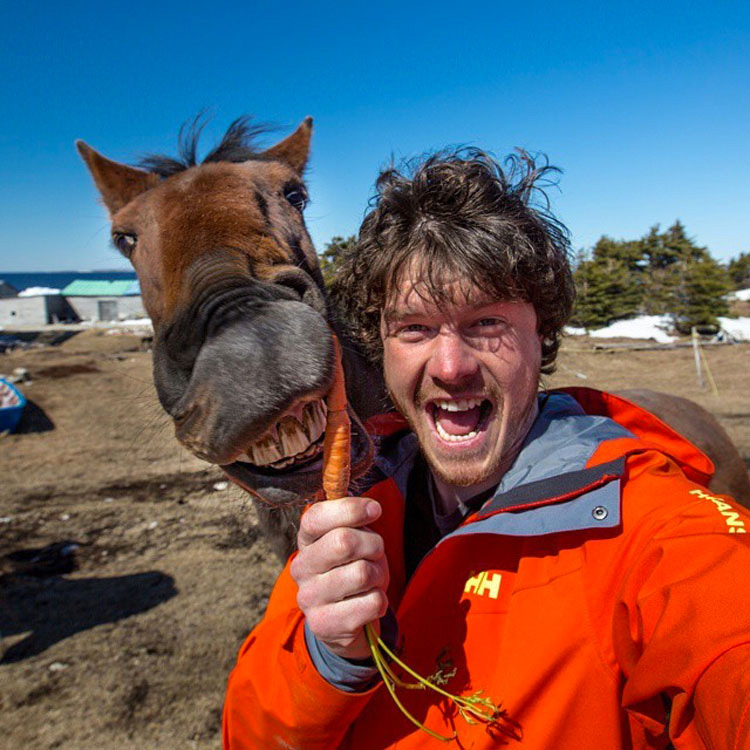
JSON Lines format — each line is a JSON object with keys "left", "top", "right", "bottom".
{"left": 138, "top": 115, "right": 274, "bottom": 177}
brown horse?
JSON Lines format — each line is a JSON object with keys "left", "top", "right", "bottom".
{"left": 77, "top": 117, "right": 749, "bottom": 557}
{"left": 617, "top": 389, "right": 749, "bottom": 503}
{"left": 77, "top": 117, "right": 389, "bottom": 554}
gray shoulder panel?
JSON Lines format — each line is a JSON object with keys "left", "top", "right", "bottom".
{"left": 496, "top": 392, "right": 634, "bottom": 493}
{"left": 449, "top": 477, "right": 622, "bottom": 539}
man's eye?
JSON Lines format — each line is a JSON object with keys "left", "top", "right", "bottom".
{"left": 396, "top": 324, "right": 430, "bottom": 340}
{"left": 113, "top": 232, "right": 137, "bottom": 257}
{"left": 475, "top": 318, "right": 505, "bottom": 328}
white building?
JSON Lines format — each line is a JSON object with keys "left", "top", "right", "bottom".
{"left": 61, "top": 279, "right": 146, "bottom": 322}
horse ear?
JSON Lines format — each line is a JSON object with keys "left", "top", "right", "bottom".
{"left": 76, "top": 141, "right": 160, "bottom": 216}
{"left": 262, "top": 117, "right": 313, "bottom": 175}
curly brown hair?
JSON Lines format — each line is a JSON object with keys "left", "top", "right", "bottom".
{"left": 330, "top": 148, "right": 575, "bottom": 375}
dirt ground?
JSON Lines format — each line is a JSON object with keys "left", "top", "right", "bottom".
{"left": 1, "top": 328, "right": 748, "bottom": 749}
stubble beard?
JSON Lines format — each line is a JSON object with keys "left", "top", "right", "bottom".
{"left": 387, "top": 382, "right": 511, "bottom": 488}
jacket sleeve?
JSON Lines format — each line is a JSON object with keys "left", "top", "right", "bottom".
{"left": 222, "top": 559, "right": 380, "bottom": 750}
{"left": 608, "top": 453, "right": 750, "bottom": 748}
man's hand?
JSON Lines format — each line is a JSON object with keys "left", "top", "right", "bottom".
{"left": 290, "top": 497, "right": 389, "bottom": 660}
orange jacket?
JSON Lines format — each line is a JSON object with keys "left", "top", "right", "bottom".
{"left": 223, "top": 388, "right": 750, "bottom": 749}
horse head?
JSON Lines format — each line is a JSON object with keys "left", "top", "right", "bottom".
{"left": 77, "top": 117, "right": 384, "bottom": 506}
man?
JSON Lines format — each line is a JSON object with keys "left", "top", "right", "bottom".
{"left": 223, "top": 150, "right": 750, "bottom": 748}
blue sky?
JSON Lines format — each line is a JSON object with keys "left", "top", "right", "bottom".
{"left": 1, "top": 0, "right": 748, "bottom": 271}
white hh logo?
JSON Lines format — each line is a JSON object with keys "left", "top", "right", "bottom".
{"left": 464, "top": 571, "right": 503, "bottom": 599}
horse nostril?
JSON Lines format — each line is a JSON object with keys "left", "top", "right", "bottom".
{"left": 273, "top": 269, "right": 327, "bottom": 314}
{"left": 273, "top": 272, "right": 307, "bottom": 301}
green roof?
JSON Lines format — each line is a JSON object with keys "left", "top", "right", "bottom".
{"left": 61, "top": 279, "right": 139, "bottom": 297}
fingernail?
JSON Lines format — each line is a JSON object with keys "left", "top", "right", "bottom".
{"left": 366, "top": 501, "right": 381, "bottom": 520}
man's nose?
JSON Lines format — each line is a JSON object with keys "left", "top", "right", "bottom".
{"left": 426, "top": 331, "right": 479, "bottom": 383}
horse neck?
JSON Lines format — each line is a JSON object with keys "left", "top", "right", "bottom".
{"left": 330, "top": 321, "right": 390, "bottom": 421}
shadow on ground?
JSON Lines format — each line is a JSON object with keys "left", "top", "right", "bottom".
{"left": 0, "top": 566, "right": 177, "bottom": 663}
{"left": 15, "top": 399, "right": 55, "bottom": 433}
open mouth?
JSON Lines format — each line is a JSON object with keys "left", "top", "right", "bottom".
{"left": 428, "top": 398, "right": 493, "bottom": 443}
{"left": 234, "top": 399, "right": 328, "bottom": 470}
{"left": 223, "top": 397, "right": 374, "bottom": 495}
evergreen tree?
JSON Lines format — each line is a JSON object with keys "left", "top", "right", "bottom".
{"left": 640, "top": 221, "right": 730, "bottom": 324}
{"left": 661, "top": 223, "right": 729, "bottom": 330}
{"left": 572, "top": 254, "right": 613, "bottom": 328}
{"left": 319, "top": 235, "right": 356, "bottom": 288}
{"left": 572, "top": 221, "right": 731, "bottom": 332}
{"left": 592, "top": 236, "right": 644, "bottom": 317}
{"left": 728, "top": 252, "right": 750, "bottom": 290}
{"left": 571, "top": 237, "right": 643, "bottom": 328}
{"left": 592, "top": 235, "right": 644, "bottom": 273}
{"left": 672, "top": 257, "right": 731, "bottom": 333}
{"left": 641, "top": 221, "right": 704, "bottom": 314}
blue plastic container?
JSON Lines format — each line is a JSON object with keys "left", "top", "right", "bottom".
{"left": 0, "top": 378, "right": 26, "bottom": 433}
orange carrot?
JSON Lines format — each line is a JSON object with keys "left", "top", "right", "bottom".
{"left": 322, "top": 334, "right": 351, "bottom": 501}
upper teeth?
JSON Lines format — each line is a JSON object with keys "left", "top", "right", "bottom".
{"left": 236, "top": 399, "right": 328, "bottom": 467}
{"left": 434, "top": 398, "right": 483, "bottom": 412}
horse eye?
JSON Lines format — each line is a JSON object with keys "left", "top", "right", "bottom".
{"left": 113, "top": 232, "right": 137, "bottom": 257}
{"left": 283, "top": 184, "right": 308, "bottom": 211}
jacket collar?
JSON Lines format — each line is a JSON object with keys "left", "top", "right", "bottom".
{"left": 453, "top": 392, "right": 631, "bottom": 538}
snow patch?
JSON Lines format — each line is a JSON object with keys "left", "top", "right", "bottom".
{"left": 115, "top": 318, "right": 153, "bottom": 327}
{"left": 718, "top": 317, "right": 750, "bottom": 341}
{"left": 728, "top": 288, "right": 750, "bottom": 302}
{"left": 586, "top": 315, "right": 676, "bottom": 343}
{"left": 567, "top": 314, "right": 750, "bottom": 343}
{"left": 95, "top": 318, "right": 153, "bottom": 333}
{"left": 18, "top": 287, "right": 61, "bottom": 297}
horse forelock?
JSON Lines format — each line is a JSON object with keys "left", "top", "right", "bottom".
{"left": 137, "top": 114, "right": 276, "bottom": 178}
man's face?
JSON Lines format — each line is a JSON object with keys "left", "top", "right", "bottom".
{"left": 381, "top": 278, "right": 541, "bottom": 490}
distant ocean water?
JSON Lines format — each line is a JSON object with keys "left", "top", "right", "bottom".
{"left": 0, "top": 271, "right": 137, "bottom": 294}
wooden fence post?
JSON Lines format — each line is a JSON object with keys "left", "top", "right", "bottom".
{"left": 692, "top": 327, "right": 704, "bottom": 390}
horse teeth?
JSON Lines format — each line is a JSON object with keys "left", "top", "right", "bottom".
{"left": 244, "top": 433, "right": 280, "bottom": 465}
{"left": 251, "top": 441, "right": 282, "bottom": 466}
{"left": 278, "top": 417, "right": 312, "bottom": 457}
{"left": 303, "top": 399, "right": 327, "bottom": 442}
{"left": 240, "top": 399, "right": 329, "bottom": 467}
